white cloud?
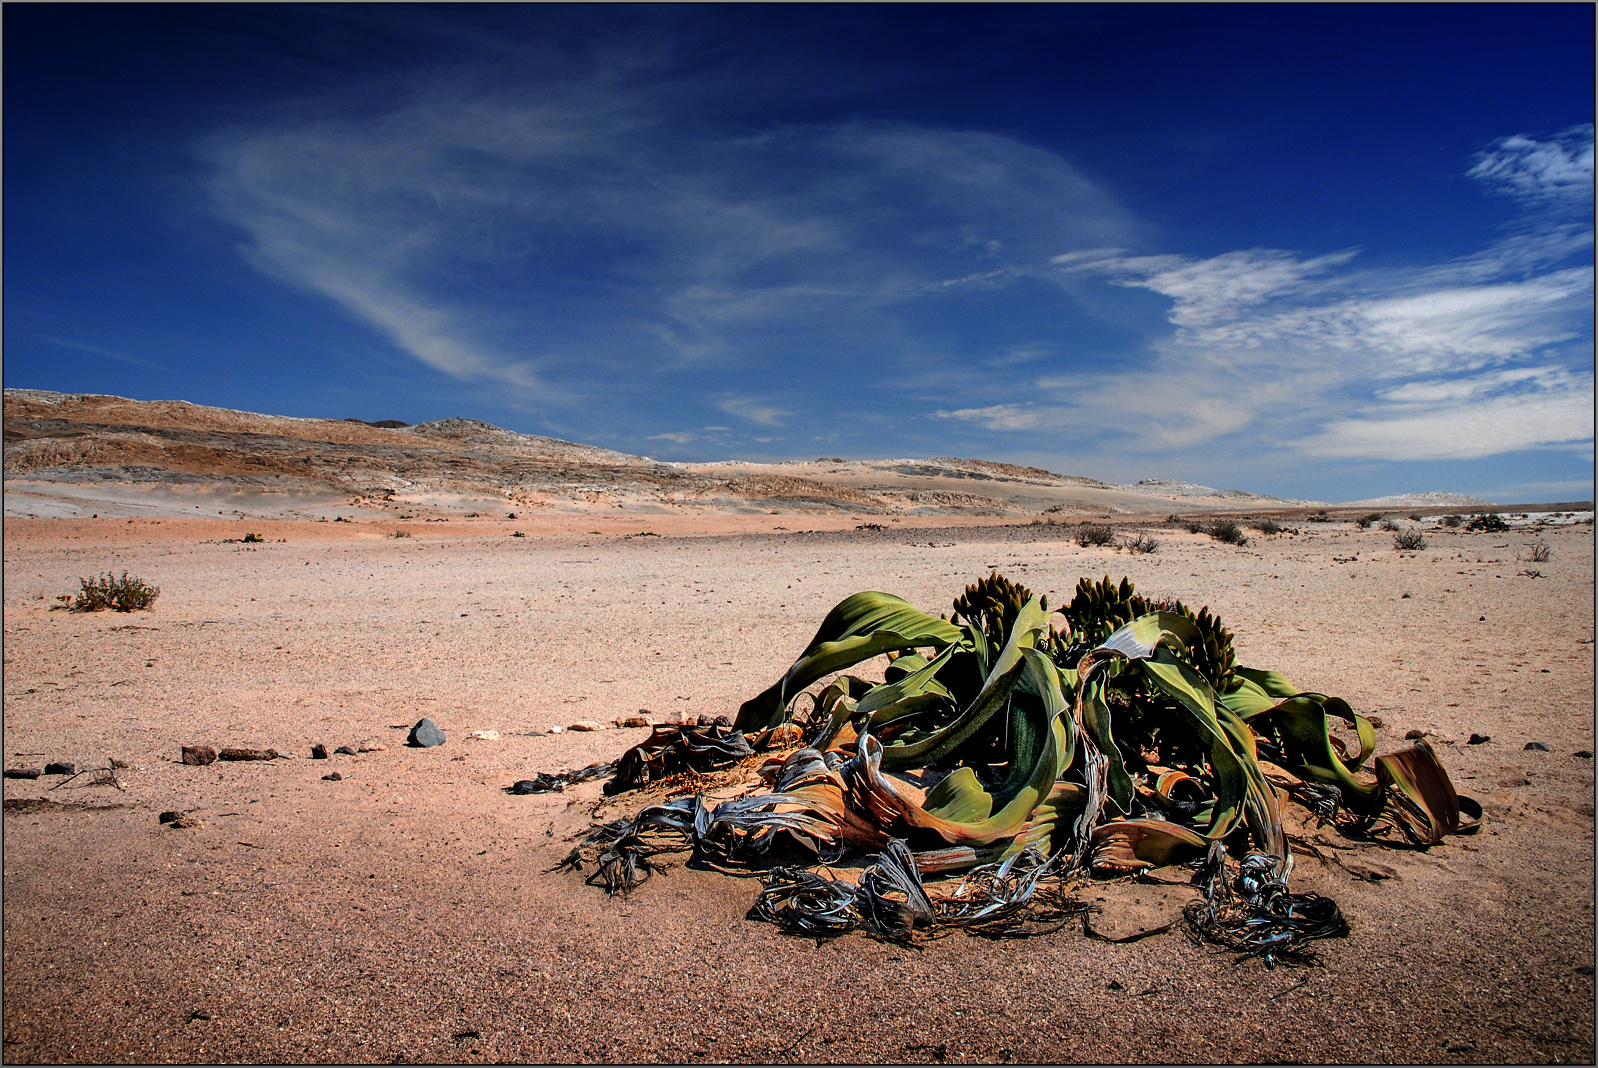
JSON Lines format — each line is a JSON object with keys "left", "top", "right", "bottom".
{"left": 935, "top": 404, "right": 1040, "bottom": 431}
{"left": 715, "top": 395, "right": 789, "bottom": 427}
{"left": 1469, "top": 124, "right": 1594, "bottom": 202}
{"left": 648, "top": 431, "right": 696, "bottom": 444}
{"left": 1050, "top": 226, "right": 1593, "bottom": 461}
{"left": 43, "top": 336, "right": 167, "bottom": 372}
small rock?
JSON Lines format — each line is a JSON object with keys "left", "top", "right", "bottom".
{"left": 159, "top": 811, "right": 181, "bottom": 824}
{"left": 1404, "top": 729, "right": 1429, "bottom": 740}
{"left": 1467, "top": 733, "right": 1491, "bottom": 745}
{"left": 110, "top": 758, "right": 129, "bottom": 769}
{"left": 1341, "top": 859, "right": 1397, "bottom": 882}
{"left": 711, "top": 715, "right": 733, "bottom": 728}
{"left": 311, "top": 744, "right": 328, "bottom": 760}
{"left": 335, "top": 745, "right": 359, "bottom": 755}
{"left": 357, "top": 744, "right": 385, "bottom": 753}
{"left": 1524, "top": 741, "right": 1551, "bottom": 751}
{"left": 218, "top": 748, "right": 279, "bottom": 761}
{"left": 1106, "top": 979, "right": 1125, "bottom": 991}
{"left": 407, "top": 718, "right": 446, "bottom": 747}
{"left": 468, "top": 730, "right": 500, "bottom": 741}
{"left": 181, "top": 745, "right": 217, "bottom": 766}
{"left": 547, "top": 726, "right": 563, "bottom": 734}
{"left": 322, "top": 771, "right": 343, "bottom": 781}
{"left": 1575, "top": 750, "right": 1593, "bottom": 759}
{"left": 43, "top": 762, "right": 76, "bottom": 776}
{"left": 1576, "top": 965, "right": 1595, "bottom": 976}
{"left": 4, "top": 767, "right": 42, "bottom": 780}
{"left": 1366, "top": 715, "right": 1384, "bottom": 729}
{"left": 509, "top": 778, "right": 562, "bottom": 795}
{"left": 1446, "top": 1041, "right": 1475, "bottom": 1054}
{"left": 618, "top": 715, "right": 651, "bottom": 728}
{"left": 567, "top": 721, "right": 603, "bottom": 732}
{"left": 160, "top": 811, "right": 202, "bottom": 828}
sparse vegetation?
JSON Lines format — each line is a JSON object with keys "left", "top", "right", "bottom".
{"left": 242, "top": 532, "right": 264, "bottom": 544}
{"left": 1355, "top": 513, "right": 1383, "bottom": 530}
{"left": 66, "top": 572, "right": 160, "bottom": 612}
{"left": 389, "top": 529, "right": 411, "bottom": 539}
{"left": 1250, "top": 517, "right": 1283, "bottom": 535}
{"left": 1184, "top": 519, "right": 1205, "bottom": 534}
{"left": 1378, "top": 518, "right": 1400, "bottom": 532}
{"left": 856, "top": 523, "right": 885, "bottom": 531}
{"left": 1207, "top": 519, "right": 1248, "bottom": 546}
{"left": 1441, "top": 514, "right": 1464, "bottom": 528}
{"left": 1120, "top": 532, "right": 1159, "bottom": 554}
{"left": 1393, "top": 529, "right": 1426, "bottom": 551}
{"left": 1075, "top": 523, "right": 1116, "bottom": 547}
{"left": 1407, "top": 513, "right": 1422, "bottom": 522}
{"left": 1307, "top": 509, "right": 1332, "bottom": 522}
{"left": 1465, "top": 512, "right": 1508, "bottom": 533}
{"left": 1529, "top": 542, "right": 1551, "bottom": 563}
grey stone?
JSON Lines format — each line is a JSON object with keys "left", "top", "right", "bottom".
{"left": 408, "top": 718, "right": 446, "bottom": 747}
{"left": 43, "top": 762, "right": 76, "bottom": 776}
{"left": 1524, "top": 741, "right": 1552, "bottom": 751}
{"left": 1404, "top": 729, "right": 1428, "bottom": 740}
{"left": 1467, "top": 733, "right": 1491, "bottom": 745}
{"left": 4, "top": 767, "right": 42, "bottom": 779}
{"left": 182, "top": 745, "right": 217, "bottom": 766}
{"left": 322, "top": 771, "right": 343, "bottom": 781}
{"left": 335, "top": 745, "right": 359, "bottom": 755}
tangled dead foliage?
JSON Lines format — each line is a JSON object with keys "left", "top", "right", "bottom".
{"left": 549, "top": 573, "right": 1481, "bottom": 966}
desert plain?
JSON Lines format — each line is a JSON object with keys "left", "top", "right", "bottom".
{"left": 3, "top": 395, "right": 1595, "bottom": 1064}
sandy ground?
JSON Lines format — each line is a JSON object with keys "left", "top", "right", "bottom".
{"left": 3, "top": 514, "right": 1594, "bottom": 1064}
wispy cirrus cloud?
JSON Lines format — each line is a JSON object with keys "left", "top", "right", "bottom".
{"left": 1469, "top": 123, "right": 1594, "bottom": 203}
{"left": 935, "top": 404, "right": 1040, "bottom": 431}
{"left": 1046, "top": 129, "right": 1593, "bottom": 466}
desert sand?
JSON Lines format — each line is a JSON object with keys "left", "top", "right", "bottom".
{"left": 3, "top": 504, "right": 1594, "bottom": 1064}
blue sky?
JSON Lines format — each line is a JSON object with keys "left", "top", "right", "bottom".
{"left": 5, "top": 5, "right": 1593, "bottom": 502}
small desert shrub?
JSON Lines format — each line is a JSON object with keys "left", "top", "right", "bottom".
{"left": 1379, "top": 518, "right": 1400, "bottom": 532}
{"left": 1184, "top": 519, "right": 1205, "bottom": 534}
{"left": 1441, "top": 514, "right": 1464, "bottom": 528}
{"left": 1307, "top": 510, "right": 1332, "bottom": 523}
{"left": 1208, "top": 519, "right": 1248, "bottom": 546}
{"left": 1120, "top": 532, "right": 1159, "bottom": 554}
{"left": 1393, "top": 529, "right": 1426, "bottom": 551}
{"left": 1075, "top": 524, "right": 1116, "bottom": 547}
{"left": 1408, "top": 513, "right": 1422, "bottom": 522}
{"left": 1355, "top": 513, "right": 1383, "bottom": 530}
{"left": 1250, "top": 517, "right": 1283, "bottom": 535}
{"left": 1465, "top": 512, "right": 1508, "bottom": 533}
{"left": 389, "top": 529, "right": 411, "bottom": 539}
{"left": 242, "top": 532, "right": 264, "bottom": 544}
{"left": 1529, "top": 542, "right": 1551, "bottom": 563}
{"left": 70, "top": 572, "right": 160, "bottom": 612}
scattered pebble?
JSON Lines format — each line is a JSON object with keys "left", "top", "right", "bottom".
{"left": 1524, "top": 741, "right": 1551, "bottom": 751}
{"left": 335, "top": 745, "right": 359, "bottom": 755}
{"left": 311, "top": 744, "right": 328, "bottom": 759}
{"left": 509, "top": 778, "right": 560, "bottom": 794}
{"left": 4, "top": 767, "right": 42, "bottom": 779}
{"left": 1467, "top": 734, "right": 1491, "bottom": 745}
{"left": 322, "top": 771, "right": 343, "bottom": 781}
{"left": 357, "top": 744, "right": 385, "bottom": 753}
{"left": 617, "top": 715, "right": 651, "bottom": 728}
{"left": 43, "top": 762, "right": 76, "bottom": 776}
{"left": 159, "top": 811, "right": 181, "bottom": 824}
{"left": 408, "top": 718, "right": 446, "bottom": 747}
{"left": 468, "top": 730, "right": 501, "bottom": 741}
{"left": 1575, "top": 750, "right": 1593, "bottom": 759}
{"left": 160, "top": 811, "right": 203, "bottom": 829}
{"left": 568, "top": 721, "right": 603, "bottom": 732}
{"left": 181, "top": 745, "right": 217, "bottom": 766}
{"left": 1366, "top": 715, "right": 1384, "bottom": 729}
{"left": 1577, "top": 965, "right": 1595, "bottom": 976}
{"left": 1404, "top": 729, "right": 1429, "bottom": 740}
{"left": 218, "top": 747, "right": 279, "bottom": 761}
{"left": 547, "top": 726, "right": 563, "bottom": 734}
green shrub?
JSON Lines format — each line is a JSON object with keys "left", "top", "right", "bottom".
{"left": 1393, "top": 529, "right": 1426, "bottom": 551}
{"left": 1075, "top": 524, "right": 1116, "bottom": 547}
{"left": 1208, "top": 519, "right": 1248, "bottom": 546}
{"left": 71, "top": 572, "right": 160, "bottom": 612}
{"left": 1119, "top": 532, "right": 1159, "bottom": 554}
